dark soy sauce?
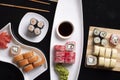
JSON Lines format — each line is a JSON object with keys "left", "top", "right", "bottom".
{"left": 58, "top": 22, "right": 73, "bottom": 37}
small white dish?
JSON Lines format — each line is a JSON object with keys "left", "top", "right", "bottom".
{"left": 0, "top": 23, "right": 48, "bottom": 80}
{"left": 56, "top": 21, "right": 74, "bottom": 39}
{"left": 18, "top": 12, "right": 49, "bottom": 43}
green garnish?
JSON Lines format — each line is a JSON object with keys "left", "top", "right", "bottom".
{"left": 55, "top": 64, "right": 69, "bottom": 80}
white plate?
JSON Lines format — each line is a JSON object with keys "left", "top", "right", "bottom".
{"left": 0, "top": 23, "right": 48, "bottom": 80}
{"left": 50, "top": 0, "right": 83, "bottom": 80}
{"left": 18, "top": 12, "right": 49, "bottom": 43}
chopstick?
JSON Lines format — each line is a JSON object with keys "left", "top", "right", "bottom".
{"left": 50, "top": 0, "right": 58, "bottom": 2}
{"left": 30, "top": 0, "right": 50, "bottom": 5}
{"left": 0, "top": 3, "right": 50, "bottom": 13}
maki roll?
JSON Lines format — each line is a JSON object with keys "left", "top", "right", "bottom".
{"left": 110, "top": 34, "right": 119, "bottom": 46}
{"left": 99, "top": 47, "right": 105, "bottom": 57}
{"left": 37, "top": 21, "right": 44, "bottom": 29}
{"left": 110, "top": 59, "right": 116, "bottom": 68}
{"left": 28, "top": 25, "right": 35, "bottom": 32}
{"left": 104, "top": 58, "right": 110, "bottom": 68}
{"left": 65, "top": 41, "right": 76, "bottom": 52}
{"left": 101, "top": 38, "right": 108, "bottom": 46}
{"left": 93, "top": 28, "right": 100, "bottom": 36}
{"left": 86, "top": 55, "right": 97, "bottom": 66}
{"left": 94, "top": 37, "right": 101, "bottom": 44}
{"left": 10, "top": 45, "right": 21, "bottom": 56}
{"left": 30, "top": 18, "right": 37, "bottom": 25}
{"left": 54, "top": 45, "right": 65, "bottom": 51}
{"left": 93, "top": 45, "right": 100, "bottom": 56}
{"left": 98, "top": 57, "right": 104, "bottom": 66}
{"left": 105, "top": 48, "right": 111, "bottom": 58}
{"left": 111, "top": 48, "right": 117, "bottom": 59}
{"left": 99, "top": 31, "right": 107, "bottom": 38}
{"left": 34, "top": 28, "right": 41, "bottom": 36}
{"left": 23, "top": 64, "right": 34, "bottom": 72}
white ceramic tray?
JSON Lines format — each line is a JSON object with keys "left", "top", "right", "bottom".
{"left": 50, "top": 0, "right": 83, "bottom": 80}
{"left": 18, "top": 12, "right": 49, "bottom": 43}
{"left": 0, "top": 23, "right": 48, "bottom": 80}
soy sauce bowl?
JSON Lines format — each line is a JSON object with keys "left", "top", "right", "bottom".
{"left": 56, "top": 21, "right": 74, "bottom": 39}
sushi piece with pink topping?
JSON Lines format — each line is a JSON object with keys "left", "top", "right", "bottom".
{"left": 109, "top": 34, "right": 120, "bottom": 46}
{"left": 54, "top": 45, "right": 65, "bottom": 51}
{"left": 55, "top": 56, "right": 65, "bottom": 63}
{"left": 65, "top": 52, "right": 75, "bottom": 64}
{"left": 55, "top": 51, "right": 65, "bottom": 57}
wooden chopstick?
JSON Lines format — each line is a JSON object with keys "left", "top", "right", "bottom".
{"left": 30, "top": 0, "right": 50, "bottom": 5}
{"left": 50, "top": 0, "right": 58, "bottom": 2}
{"left": 0, "top": 3, "right": 50, "bottom": 13}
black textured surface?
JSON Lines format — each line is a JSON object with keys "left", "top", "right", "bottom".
{"left": 78, "top": 0, "right": 120, "bottom": 80}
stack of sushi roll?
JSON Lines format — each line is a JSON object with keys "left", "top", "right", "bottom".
{"left": 91, "top": 45, "right": 117, "bottom": 68}
{"left": 93, "top": 28, "right": 108, "bottom": 46}
{"left": 28, "top": 18, "right": 44, "bottom": 36}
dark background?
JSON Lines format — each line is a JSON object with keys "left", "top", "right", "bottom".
{"left": 78, "top": 0, "right": 120, "bottom": 80}
{"left": 0, "top": 0, "right": 57, "bottom": 80}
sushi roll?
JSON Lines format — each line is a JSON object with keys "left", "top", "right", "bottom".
{"left": 99, "top": 31, "right": 107, "bottom": 38}
{"left": 28, "top": 55, "right": 39, "bottom": 63}
{"left": 105, "top": 48, "right": 111, "bottom": 58}
{"left": 86, "top": 55, "right": 97, "bottom": 66}
{"left": 101, "top": 38, "right": 108, "bottom": 46}
{"left": 18, "top": 59, "right": 29, "bottom": 67}
{"left": 65, "top": 41, "right": 76, "bottom": 52}
{"left": 93, "top": 28, "right": 100, "bottom": 36}
{"left": 99, "top": 47, "right": 105, "bottom": 57}
{"left": 13, "top": 54, "right": 24, "bottom": 62}
{"left": 23, "top": 51, "right": 34, "bottom": 59}
{"left": 104, "top": 58, "right": 110, "bottom": 68}
{"left": 93, "top": 45, "right": 100, "bottom": 56}
{"left": 94, "top": 37, "right": 101, "bottom": 44}
{"left": 111, "top": 48, "right": 117, "bottom": 59}
{"left": 55, "top": 51, "right": 65, "bottom": 57}
{"left": 98, "top": 57, "right": 104, "bottom": 66}
{"left": 33, "top": 57, "right": 45, "bottom": 68}
{"left": 30, "top": 18, "right": 37, "bottom": 25}
{"left": 54, "top": 56, "right": 65, "bottom": 63}
{"left": 110, "top": 34, "right": 119, "bottom": 46}
{"left": 54, "top": 45, "right": 65, "bottom": 51}
{"left": 10, "top": 45, "right": 21, "bottom": 56}
{"left": 65, "top": 52, "right": 75, "bottom": 64}
{"left": 110, "top": 59, "right": 116, "bottom": 68}
{"left": 37, "top": 21, "right": 44, "bottom": 29}
{"left": 34, "top": 28, "right": 41, "bottom": 36}
{"left": 28, "top": 25, "right": 35, "bottom": 32}
{"left": 23, "top": 64, "right": 34, "bottom": 72}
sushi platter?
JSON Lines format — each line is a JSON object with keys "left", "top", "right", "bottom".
{"left": 0, "top": 23, "right": 47, "bottom": 80}
{"left": 50, "top": 0, "right": 83, "bottom": 80}
{"left": 86, "top": 26, "right": 120, "bottom": 72}
{"left": 18, "top": 12, "right": 49, "bottom": 43}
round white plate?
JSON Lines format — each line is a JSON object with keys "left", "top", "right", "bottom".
{"left": 18, "top": 12, "right": 49, "bottom": 43}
